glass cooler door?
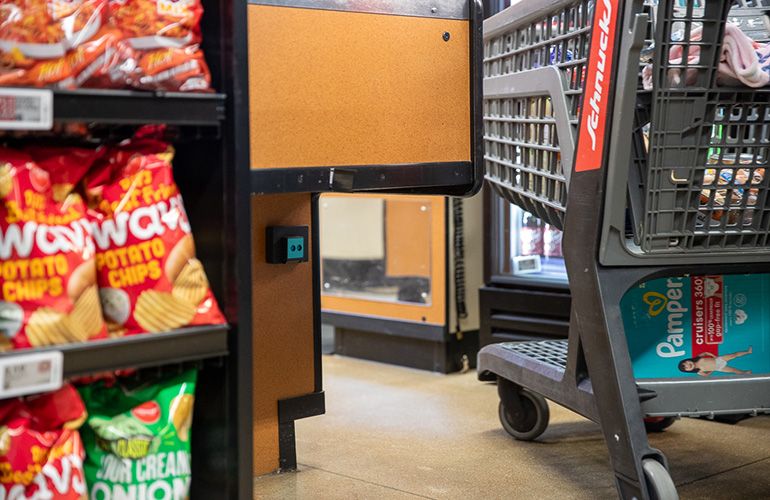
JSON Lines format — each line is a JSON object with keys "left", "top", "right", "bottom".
{"left": 489, "top": 189, "right": 568, "bottom": 285}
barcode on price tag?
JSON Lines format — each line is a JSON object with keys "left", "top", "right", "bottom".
{"left": 0, "top": 351, "right": 63, "bottom": 398}
{"left": 0, "top": 88, "right": 53, "bottom": 130}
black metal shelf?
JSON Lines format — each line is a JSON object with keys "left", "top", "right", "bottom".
{"left": 250, "top": 162, "right": 475, "bottom": 195}
{"left": 51, "top": 89, "right": 226, "bottom": 125}
{"left": 2, "top": 324, "right": 230, "bottom": 378}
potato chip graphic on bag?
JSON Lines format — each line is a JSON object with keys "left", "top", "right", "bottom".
{"left": 87, "top": 138, "right": 224, "bottom": 335}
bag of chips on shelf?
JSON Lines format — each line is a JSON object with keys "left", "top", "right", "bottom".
{"left": 67, "top": 24, "right": 129, "bottom": 89}
{"left": 86, "top": 138, "right": 225, "bottom": 336}
{"left": 108, "top": 0, "right": 212, "bottom": 92}
{"left": 78, "top": 370, "right": 197, "bottom": 500}
{"left": 25, "top": 145, "right": 105, "bottom": 202}
{"left": 131, "top": 45, "right": 211, "bottom": 92}
{"left": 0, "top": 0, "right": 110, "bottom": 88}
{"left": 0, "top": 384, "right": 89, "bottom": 500}
{"left": 0, "top": 147, "right": 108, "bottom": 350}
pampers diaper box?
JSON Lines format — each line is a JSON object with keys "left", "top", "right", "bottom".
{"left": 621, "top": 274, "right": 770, "bottom": 378}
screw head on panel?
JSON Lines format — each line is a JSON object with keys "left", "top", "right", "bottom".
{"left": 443, "top": 31, "right": 450, "bottom": 41}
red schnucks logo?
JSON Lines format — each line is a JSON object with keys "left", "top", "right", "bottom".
{"left": 575, "top": 0, "right": 618, "bottom": 172}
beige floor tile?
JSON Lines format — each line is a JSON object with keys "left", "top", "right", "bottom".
{"left": 254, "top": 467, "right": 430, "bottom": 500}
{"left": 676, "top": 458, "right": 770, "bottom": 499}
{"left": 267, "top": 355, "right": 770, "bottom": 500}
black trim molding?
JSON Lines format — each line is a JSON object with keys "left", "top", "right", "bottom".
{"left": 251, "top": 162, "right": 474, "bottom": 195}
{"left": 53, "top": 89, "right": 226, "bottom": 125}
{"left": 322, "top": 311, "right": 447, "bottom": 342}
{"left": 278, "top": 391, "right": 326, "bottom": 424}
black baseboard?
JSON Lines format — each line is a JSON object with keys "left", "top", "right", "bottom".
{"left": 277, "top": 391, "right": 326, "bottom": 472}
{"left": 334, "top": 327, "right": 479, "bottom": 373}
{"left": 479, "top": 285, "right": 570, "bottom": 348}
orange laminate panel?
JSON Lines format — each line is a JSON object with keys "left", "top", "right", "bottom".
{"left": 321, "top": 194, "right": 445, "bottom": 325}
{"left": 252, "top": 193, "right": 315, "bottom": 476}
{"left": 384, "top": 198, "right": 433, "bottom": 279}
{"left": 248, "top": 5, "right": 471, "bottom": 169}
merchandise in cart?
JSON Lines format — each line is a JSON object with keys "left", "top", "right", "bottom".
{"left": 478, "top": 0, "right": 770, "bottom": 498}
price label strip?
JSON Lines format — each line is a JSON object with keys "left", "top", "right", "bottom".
{"left": 0, "top": 350, "right": 63, "bottom": 399}
{"left": 513, "top": 255, "right": 542, "bottom": 275}
{"left": 0, "top": 88, "right": 53, "bottom": 130}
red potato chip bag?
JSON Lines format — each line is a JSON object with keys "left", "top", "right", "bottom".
{"left": 0, "top": 385, "right": 88, "bottom": 500}
{"left": 87, "top": 139, "right": 225, "bottom": 336}
{"left": 25, "top": 146, "right": 104, "bottom": 203}
{"left": 0, "top": 147, "right": 108, "bottom": 351}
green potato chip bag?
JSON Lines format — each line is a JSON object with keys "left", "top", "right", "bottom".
{"left": 77, "top": 370, "right": 197, "bottom": 500}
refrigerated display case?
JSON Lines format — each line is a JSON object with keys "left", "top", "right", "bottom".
{"left": 320, "top": 193, "right": 484, "bottom": 373}
{"left": 504, "top": 199, "right": 567, "bottom": 284}
{"left": 479, "top": 186, "right": 571, "bottom": 348}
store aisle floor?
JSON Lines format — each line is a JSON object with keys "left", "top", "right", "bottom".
{"left": 253, "top": 355, "right": 770, "bottom": 499}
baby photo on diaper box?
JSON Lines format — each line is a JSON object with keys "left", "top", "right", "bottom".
{"left": 621, "top": 274, "right": 770, "bottom": 379}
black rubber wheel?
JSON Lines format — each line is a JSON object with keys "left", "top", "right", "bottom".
{"left": 642, "top": 458, "right": 679, "bottom": 500}
{"left": 644, "top": 417, "right": 676, "bottom": 433}
{"left": 498, "top": 388, "right": 549, "bottom": 441}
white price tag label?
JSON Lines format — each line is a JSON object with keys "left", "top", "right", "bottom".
{"left": 0, "top": 88, "right": 53, "bottom": 130}
{"left": 0, "top": 351, "right": 63, "bottom": 399}
{"left": 513, "top": 255, "right": 542, "bottom": 275}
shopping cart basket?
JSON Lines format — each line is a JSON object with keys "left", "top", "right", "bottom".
{"left": 479, "top": 0, "right": 770, "bottom": 498}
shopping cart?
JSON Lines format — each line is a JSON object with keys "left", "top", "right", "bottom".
{"left": 478, "top": 0, "right": 770, "bottom": 498}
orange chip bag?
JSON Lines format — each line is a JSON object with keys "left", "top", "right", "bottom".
{"left": 108, "top": 0, "right": 211, "bottom": 92}
{"left": 131, "top": 45, "right": 210, "bottom": 92}
{"left": 0, "top": 147, "right": 108, "bottom": 350}
{"left": 67, "top": 25, "right": 129, "bottom": 88}
{"left": 0, "top": 0, "right": 109, "bottom": 88}
{"left": 87, "top": 138, "right": 225, "bottom": 336}
{"left": 109, "top": 0, "right": 203, "bottom": 45}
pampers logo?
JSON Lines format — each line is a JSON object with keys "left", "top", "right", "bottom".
{"left": 643, "top": 292, "right": 667, "bottom": 316}
{"left": 646, "top": 279, "right": 688, "bottom": 358}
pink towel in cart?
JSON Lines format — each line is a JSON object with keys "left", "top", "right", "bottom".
{"left": 642, "top": 23, "right": 770, "bottom": 89}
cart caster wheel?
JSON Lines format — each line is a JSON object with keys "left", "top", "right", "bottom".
{"left": 644, "top": 417, "right": 676, "bottom": 433}
{"left": 498, "top": 388, "right": 549, "bottom": 441}
{"left": 642, "top": 459, "right": 679, "bottom": 500}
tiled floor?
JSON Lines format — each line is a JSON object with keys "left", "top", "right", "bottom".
{"left": 254, "top": 355, "right": 770, "bottom": 499}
